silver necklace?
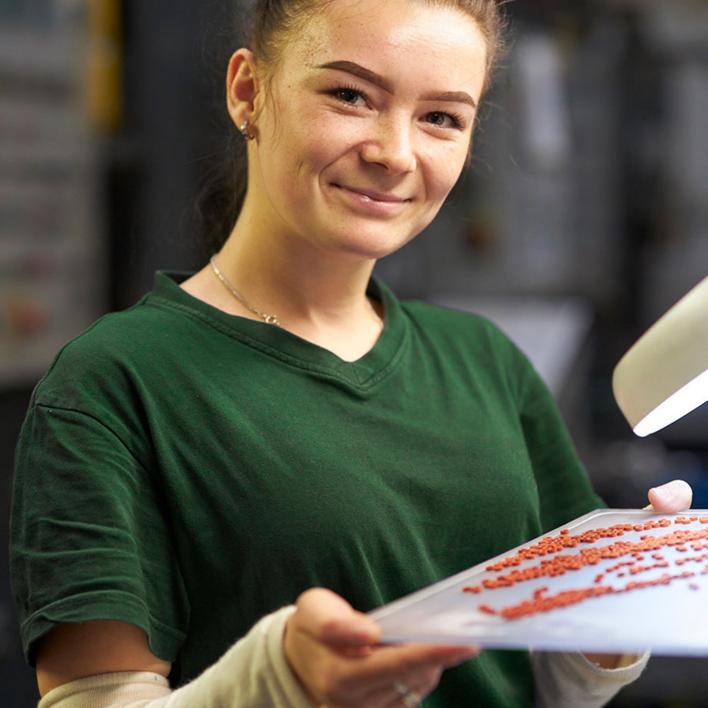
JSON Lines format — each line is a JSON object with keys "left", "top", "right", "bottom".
{"left": 209, "top": 256, "right": 281, "bottom": 327}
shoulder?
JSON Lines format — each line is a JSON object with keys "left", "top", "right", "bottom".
{"left": 398, "top": 298, "right": 541, "bottom": 402}
{"left": 33, "top": 292, "right": 186, "bottom": 408}
{"left": 401, "top": 299, "right": 527, "bottom": 362}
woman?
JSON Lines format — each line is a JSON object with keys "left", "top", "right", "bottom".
{"left": 11, "top": 0, "right": 692, "bottom": 706}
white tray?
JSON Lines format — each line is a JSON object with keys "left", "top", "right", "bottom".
{"left": 369, "top": 509, "right": 708, "bottom": 655}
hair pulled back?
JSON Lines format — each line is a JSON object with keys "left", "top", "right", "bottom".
{"left": 195, "top": 0, "right": 505, "bottom": 256}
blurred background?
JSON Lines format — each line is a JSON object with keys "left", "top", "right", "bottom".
{"left": 1, "top": 0, "right": 707, "bottom": 705}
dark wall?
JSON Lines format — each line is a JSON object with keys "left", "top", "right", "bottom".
{"left": 110, "top": 0, "right": 238, "bottom": 308}
{"left": 0, "top": 3, "right": 237, "bottom": 702}
{"left": 1, "top": 388, "right": 39, "bottom": 707}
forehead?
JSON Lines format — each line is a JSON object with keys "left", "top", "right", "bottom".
{"left": 283, "top": 0, "right": 488, "bottom": 95}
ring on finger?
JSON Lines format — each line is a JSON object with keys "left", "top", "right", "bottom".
{"left": 393, "top": 681, "right": 423, "bottom": 707}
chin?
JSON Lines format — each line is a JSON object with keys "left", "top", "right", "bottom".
{"left": 321, "top": 212, "right": 427, "bottom": 258}
{"left": 335, "top": 228, "right": 417, "bottom": 262}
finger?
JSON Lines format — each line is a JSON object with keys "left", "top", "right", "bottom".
{"left": 376, "top": 642, "right": 479, "bottom": 671}
{"left": 349, "top": 684, "right": 420, "bottom": 708}
{"left": 647, "top": 480, "right": 693, "bottom": 512}
{"left": 338, "top": 645, "right": 375, "bottom": 658}
{"left": 398, "top": 664, "right": 443, "bottom": 700}
{"left": 314, "top": 642, "right": 476, "bottom": 705}
{"left": 386, "top": 683, "right": 426, "bottom": 708}
{"left": 365, "top": 682, "right": 426, "bottom": 708}
{"left": 335, "top": 642, "right": 478, "bottom": 692}
{"left": 438, "top": 644, "right": 480, "bottom": 668}
{"left": 334, "top": 666, "right": 440, "bottom": 708}
{"left": 295, "top": 588, "right": 381, "bottom": 648}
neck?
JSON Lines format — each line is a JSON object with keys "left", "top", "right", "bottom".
{"left": 217, "top": 208, "right": 380, "bottom": 331}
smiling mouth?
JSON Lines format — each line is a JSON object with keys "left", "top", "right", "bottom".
{"left": 333, "top": 184, "right": 411, "bottom": 203}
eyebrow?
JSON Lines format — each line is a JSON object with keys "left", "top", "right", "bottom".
{"left": 316, "top": 60, "right": 477, "bottom": 109}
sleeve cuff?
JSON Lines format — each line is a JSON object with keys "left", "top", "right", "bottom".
{"left": 572, "top": 650, "right": 650, "bottom": 683}
{"left": 532, "top": 649, "right": 650, "bottom": 708}
{"left": 261, "top": 606, "right": 314, "bottom": 707}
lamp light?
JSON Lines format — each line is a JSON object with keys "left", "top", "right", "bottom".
{"left": 613, "top": 276, "right": 708, "bottom": 437}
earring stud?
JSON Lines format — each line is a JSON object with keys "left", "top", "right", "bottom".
{"left": 239, "top": 120, "right": 253, "bottom": 139}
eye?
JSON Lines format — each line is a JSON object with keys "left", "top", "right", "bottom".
{"left": 330, "top": 86, "right": 367, "bottom": 107}
{"left": 426, "top": 111, "right": 465, "bottom": 130}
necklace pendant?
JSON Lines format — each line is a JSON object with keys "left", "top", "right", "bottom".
{"left": 263, "top": 314, "right": 280, "bottom": 326}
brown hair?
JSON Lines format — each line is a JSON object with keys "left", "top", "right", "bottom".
{"left": 196, "top": 0, "right": 505, "bottom": 255}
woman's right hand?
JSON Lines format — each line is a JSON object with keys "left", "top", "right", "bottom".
{"left": 283, "top": 588, "right": 478, "bottom": 707}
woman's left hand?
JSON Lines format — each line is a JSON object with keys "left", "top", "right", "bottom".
{"left": 583, "top": 479, "right": 693, "bottom": 668}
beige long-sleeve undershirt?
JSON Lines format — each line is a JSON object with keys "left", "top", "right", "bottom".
{"left": 38, "top": 606, "right": 649, "bottom": 708}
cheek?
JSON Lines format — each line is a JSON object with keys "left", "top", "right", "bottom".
{"left": 276, "top": 119, "right": 349, "bottom": 183}
{"left": 425, "top": 150, "right": 467, "bottom": 202}
{"left": 299, "top": 112, "right": 366, "bottom": 170}
{"left": 302, "top": 127, "right": 341, "bottom": 169}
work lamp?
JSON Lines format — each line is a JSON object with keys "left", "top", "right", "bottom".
{"left": 613, "top": 276, "right": 708, "bottom": 437}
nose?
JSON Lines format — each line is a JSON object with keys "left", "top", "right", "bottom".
{"left": 360, "top": 115, "right": 416, "bottom": 174}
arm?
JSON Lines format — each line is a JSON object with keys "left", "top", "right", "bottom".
{"left": 37, "top": 591, "right": 478, "bottom": 708}
{"left": 37, "top": 620, "right": 171, "bottom": 696}
{"left": 37, "top": 608, "right": 312, "bottom": 707}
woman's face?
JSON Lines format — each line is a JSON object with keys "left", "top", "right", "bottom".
{"left": 245, "top": 0, "right": 488, "bottom": 261}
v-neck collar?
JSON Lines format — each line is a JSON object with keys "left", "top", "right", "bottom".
{"left": 149, "top": 271, "right": 409, "bottom": 391}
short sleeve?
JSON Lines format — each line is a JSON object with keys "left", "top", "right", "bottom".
{"left": 10, "top": 402, "right": 189, "bottom": 665}
{"left": 515, "top": 353, "right": 605, "bottom": 532}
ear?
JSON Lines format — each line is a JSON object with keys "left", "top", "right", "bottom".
{"left": 226, "top": 48, "right": 260, "bottom": 129}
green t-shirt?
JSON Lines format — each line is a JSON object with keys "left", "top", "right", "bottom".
{"left": 11, "top": 273, "right": 602, "bottom": 706}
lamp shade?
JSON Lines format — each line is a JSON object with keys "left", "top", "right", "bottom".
{"left": 612, "top": 276, "right": 708, "bottom": 437}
